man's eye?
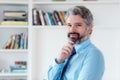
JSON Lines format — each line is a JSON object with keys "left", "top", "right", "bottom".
{"left": 67, "top": 24, "right": 72, "bottom": 27}
{"left": 76, "top": 24, "right": 82, "bottom": 27}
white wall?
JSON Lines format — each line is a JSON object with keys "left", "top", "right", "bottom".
{"left": 91, "top": 27, "right": 120, "bottom": 80}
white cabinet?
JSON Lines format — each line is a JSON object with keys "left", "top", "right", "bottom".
{"left": 0, "top": 1, "right": 29, "bottom": 80}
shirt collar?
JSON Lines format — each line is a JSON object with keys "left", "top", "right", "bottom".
{"left": 74, "top": 39, "right": 91, "bottom": 54}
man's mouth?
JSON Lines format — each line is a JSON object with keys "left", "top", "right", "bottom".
{"left": 69, "top": 33, "right": 78, "bottom": 38}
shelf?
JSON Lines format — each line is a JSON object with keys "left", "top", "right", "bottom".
{"left": 33, "top": 1, "right": 120, "bottom": 5}
{"left": 93, "top": 25, "right": 120, "bottom": 29}
{"left": 32, "top": 24, "right": 120, "bottom": 28}
{"left": 0, "top": 1, "right": 28, "bottom": 5}
{"left": 0, "top": 25, "right": 28, "bottom": 28}
{"left": 32, "top": 25, "right": 67, "bottom": 29}
{"left": 31, "top": 25, "right": 120, "bottom": 30}
{"left": 0, "top": 73, "right": 27, "bottom": 77}
{"left": 0, "top": 49, "right": 28, "bottom": 53}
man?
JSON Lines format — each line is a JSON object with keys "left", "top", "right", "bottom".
{"left": 46, "top": 6, "right": 105, "bottom": 80}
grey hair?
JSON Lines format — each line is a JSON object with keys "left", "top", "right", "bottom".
{"left": 66, "top": 6, "right": 93, "bottom": 26}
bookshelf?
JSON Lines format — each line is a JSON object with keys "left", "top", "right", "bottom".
{"left": 0, "top": 0, "right": 120, "bottom": 80}
{"left": 0, "top": 1, "right": 29, "bottom": 80}
{"left": 32, "top": 0, "right": 120, "bottom": 27}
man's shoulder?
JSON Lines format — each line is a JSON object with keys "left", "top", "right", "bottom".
{"left": 87, "top": 43, "right": 103, "bottom": 57}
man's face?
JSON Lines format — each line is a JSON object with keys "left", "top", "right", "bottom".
{"left": 66, "top": 15, "right": 92, "bottom": 44}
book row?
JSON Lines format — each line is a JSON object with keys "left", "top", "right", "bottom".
{"left": 32, "top": 8, "right": 67, "bottom": 26}
{"left": 3, "top": 33, "right": 28, "bottom": 49}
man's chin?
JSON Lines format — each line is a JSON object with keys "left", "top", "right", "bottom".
{"left": 69, "top": 37, "right": 82, "bottom": 44}
{"left": 69, "top": 38, "right": 77, "bottom": 43}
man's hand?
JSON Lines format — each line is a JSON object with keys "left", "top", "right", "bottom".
{"left": 56, "top": 41, "right": 74, "bottom": 64}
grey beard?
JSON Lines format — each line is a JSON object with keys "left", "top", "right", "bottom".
{"left": 68, "top": 37, "right": 81, "bottom": 44}
{"left": 67, "top": 32, "right": 90, "bottom": 44}
{"left": 68, "top": 35, "right": 89, "bottom": 44}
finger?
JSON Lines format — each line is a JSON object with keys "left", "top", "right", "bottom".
{"left": 68, "top": 41, "right": 75, "bottom": 45}
{"left": 61, "top": 49, "right": 70, "bottom": 56}
{"left": 66, "top": 43, "right": 74, "bottom": 50}
{"left": 62, "top": 46, "right": 71, "bottom": 54}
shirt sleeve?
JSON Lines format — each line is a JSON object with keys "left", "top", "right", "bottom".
{"left": 46, "top": 58, "right": 66, "bottom": 80}
{"left": 78, "top": 49, "right": 105, "bottom": 80}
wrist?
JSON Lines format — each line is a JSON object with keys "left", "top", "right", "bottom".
{"left": 55, "top": 58, "right": 64, "bottom": 64}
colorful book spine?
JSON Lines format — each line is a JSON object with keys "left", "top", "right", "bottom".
{"left": 32, "top": 8, "right": 67, "bottom": 26}
{"left": 3, "top": 33, "right": 27, "bottom": 49}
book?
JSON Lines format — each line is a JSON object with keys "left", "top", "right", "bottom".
{"left": 36, "top": 10, "right": 42, "bottom": 25}
{"left": 11, "top": 69, "right": 27, "bottom": 73}
{"left": 46, "top": 12, "right": 55, "bottom": 25}
{"left": 32, "top": 8, "right": 41, "bottom": 25}
{"left": 52, "top": 13, "right": 58, "bottom": 25}
{"left": 4, "top": 11, "right": 27, "bottom": 17}
{"left": 4, "top": 17, "right": 27, "bottom": 21}
{"left": 61, "top": 11, "right": 67, "bottom": 25}
{"left": 58, "top": 11, "right": 67, "bottom": 25}
{"left": 45, "top": 12, "right": 51, "bottom": 25}
{"left": 14, "top": 34, "right": 21, "bottom": 49}
{"left": 53, "top": 10, "right": 62, "bottom": 25}
{"left": 0, "top": 21, "right": 28, "bottom": 25}
{"left": 3, "top": 35, "right": 12, "bottom": 49}
{"left": 20, "top": 33, "right": 25, "bottom": 49}
{"left": 38, "top": 10, "right": 46, "bottom": 25}
{"left": 24, "top": 33, "right": 28, "bottom": 49}
{"left": 10, "top": 34, "right": 16, "bottom": 49}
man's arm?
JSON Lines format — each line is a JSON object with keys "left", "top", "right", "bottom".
{"left": 47, "top": 59, "right": 65, "bottom": 80}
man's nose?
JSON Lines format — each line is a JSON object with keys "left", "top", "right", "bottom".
{"left": 70, "top": 25, "right": 76, "bottom": 31}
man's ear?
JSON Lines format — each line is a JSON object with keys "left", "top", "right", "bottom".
{"left": 88, "top": 25, "right": 93, "bottom": 35}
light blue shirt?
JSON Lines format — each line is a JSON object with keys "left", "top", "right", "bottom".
{"left": 47, "top": 39, "right": 105, "bottom": 80}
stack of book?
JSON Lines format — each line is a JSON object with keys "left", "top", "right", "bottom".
{"left": 10, "top": 61, "right": 27, "bottom": 73}
{"left": 3, "top": 33, "right": 27, "bottom": 49}
{"left": 0, "top": 11, "right": 28, "bottom": 25}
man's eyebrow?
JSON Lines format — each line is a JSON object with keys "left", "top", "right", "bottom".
{"left": 74, "top": 22, "right": 83, "bottom": 25}
{"left": 75, "top": 22, "right": 82, "bottom": 24}
{"left": 67, "top": 22, "right": 82, "bottom": 24}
